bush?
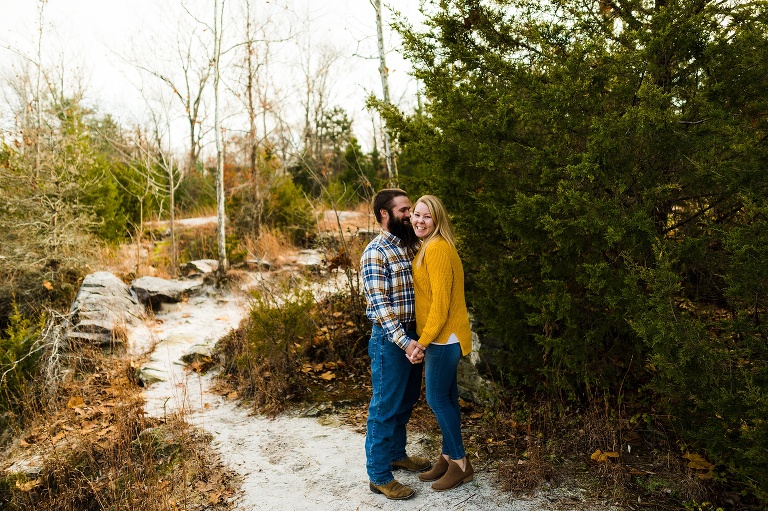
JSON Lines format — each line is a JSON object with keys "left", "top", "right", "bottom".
{"left": 0, "top": 304, "right": 44, "bottom": 442}
{"left": 216, "top": 286, "right": 316, "bottom": 414}
{"left": 229, "top": 174, "right": 316, "bottom": 246}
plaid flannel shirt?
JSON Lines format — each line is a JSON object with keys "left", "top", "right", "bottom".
{"left": 361, "top": 230, "right": 419, "bottom": 350}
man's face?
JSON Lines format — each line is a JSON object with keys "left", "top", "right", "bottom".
{"left": 382, "top": 195, "right": 414, "bottom": 241}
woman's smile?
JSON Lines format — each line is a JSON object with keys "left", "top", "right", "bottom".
{"left": 412, "top": 202, "right": 435, "bottom": 238}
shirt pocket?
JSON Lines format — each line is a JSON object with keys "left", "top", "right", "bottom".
{"left": 390, "top": 261, "right": 413, "bottom": 291}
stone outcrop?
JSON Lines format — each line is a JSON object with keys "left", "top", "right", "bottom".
{"left": 68, "top": 272, "right": 144, "bottom": 347}
{"left": 180, "top": 259, "right": 219, "bottom": 277}
{"left": 131, "top": 275, "right": 205, "bottom": 311}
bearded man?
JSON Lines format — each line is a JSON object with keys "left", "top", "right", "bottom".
{"left": 360, "top": 188, "right": 431, "bottom": 500}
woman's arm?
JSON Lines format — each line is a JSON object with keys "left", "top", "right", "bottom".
{"left": 418, "top": 241, "right": 454, "bottom": 347}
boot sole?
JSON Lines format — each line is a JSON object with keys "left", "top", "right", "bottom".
{"left": 418, "top": 471, "right": 447, "bottom": 482}
{"left": 432, "top": 474, "right": 474, "bottom": 492}
{"left": 369, "top": 483, "right": 415, "bottom": 500}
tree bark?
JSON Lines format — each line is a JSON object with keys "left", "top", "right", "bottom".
{"left": 214, "top": 0, "right": 229, "bottom": 275}
{"left": 373, "top": 0, "right": 398, "bottom": 187}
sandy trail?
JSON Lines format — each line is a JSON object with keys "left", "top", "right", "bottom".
{"left": 129, "top": 276, "right": 583, "bottom": 511}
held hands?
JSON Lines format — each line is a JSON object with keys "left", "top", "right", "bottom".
{"left": 405, "top": 340, "right": 427, "bottom": 364}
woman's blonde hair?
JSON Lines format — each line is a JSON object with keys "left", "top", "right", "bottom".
{"left": 413, "top": 195, "right": 456, "bottom": 267}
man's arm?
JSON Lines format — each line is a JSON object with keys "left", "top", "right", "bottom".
{"left": 361, "top": 246, "right": 412, "bottom": 350}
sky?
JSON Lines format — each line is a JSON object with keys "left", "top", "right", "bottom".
{"left": 0, "top": 0, "right": 427, "bottom": 153}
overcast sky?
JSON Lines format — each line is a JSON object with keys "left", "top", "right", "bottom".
{"left": 0, "top": 0, "right": 426, "bottom": 152}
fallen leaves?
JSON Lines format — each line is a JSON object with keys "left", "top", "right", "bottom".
{"left": 591, "top": 449, "right": 620, "bottom": 463}
{"left": 15, "top": 478, "right": 41, "bottom": 492}
{"left": 683, "top": 452, "right": 716, "bottom": 479}
{"left": 300, "top": 360, "right": 344, "bottom": 382}
{"left": 67, "top": 396, "right": 85, "bottom": 408}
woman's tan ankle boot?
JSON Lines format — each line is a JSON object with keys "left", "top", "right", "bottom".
{"left": 418, "top": 455, "right": 449, "bottom": 482}
{"left": 431, "top": 458, "right": 474, "bottom": 491}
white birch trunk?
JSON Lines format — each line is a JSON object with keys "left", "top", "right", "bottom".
{"left": 214, "top": 0, "right": 229, "bottom": 274}
{"left": 373, "top": 0, "right": 398, "bottom": 187}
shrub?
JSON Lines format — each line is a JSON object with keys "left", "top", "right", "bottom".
{"left": 216, "top": 286, "right": 316, "bottom": 414}
{"left": 0, "top": 304, "right": 44, "bottom": 441}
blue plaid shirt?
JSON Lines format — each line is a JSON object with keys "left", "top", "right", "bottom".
{"left": 361, "top": 230, "right": 419, "bottom": 350}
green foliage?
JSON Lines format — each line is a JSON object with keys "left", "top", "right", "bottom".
{"left": 217, "top": 286, "right": 316, "bottom": 413}
{"left": 229, "top": 173, "right": 316, "bottom": 246}
{"left": 177, "top": 229, "right": 247, "bottom": 266}
{"left": 0, "top": 303, "right": 44, "bottom": 438}
{"left": 391, "top": 0, "right": 768, "bottom": 502}
{"left": 175, "top": 164, "right": 217, "bottom": 214}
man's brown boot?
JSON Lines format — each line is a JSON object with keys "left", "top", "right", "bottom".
{"left": 369, "top": 480, "right": 416, "bottom": 500}
{"left": 418, "top": 455, "right": 449, "bottom": 482}
{"left": 391, "top": 455, "right": 431, "bottom": 472}
{"left": 431, "top": 458, "right": 474, "bottom": 491}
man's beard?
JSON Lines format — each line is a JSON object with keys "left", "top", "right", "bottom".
{"left": 387, "top": 214, "right": 417, "bottom": 247}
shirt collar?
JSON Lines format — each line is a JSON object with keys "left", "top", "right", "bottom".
{"left": 379, "top": 229, "right": 403, "bottom": 246}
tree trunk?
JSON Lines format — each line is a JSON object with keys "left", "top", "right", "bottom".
{"left": 373, "top": 0, "right": 398, "bottom": 187}
{"left": 214, "top": 0, "right": 229, "bottom": 275}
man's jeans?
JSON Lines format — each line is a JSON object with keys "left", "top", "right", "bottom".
{"left": 365, "top": 324, "right": 423, "bottom": 485}
{"left": 425, "top": 342, "right": 465, "bottom": 460}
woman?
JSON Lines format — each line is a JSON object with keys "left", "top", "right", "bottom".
{"left": 410, "top": 194, "right": 474, "bottom": 491}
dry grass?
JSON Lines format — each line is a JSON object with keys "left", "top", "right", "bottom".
{"left": 0, "top": 343, "right": 238, "bottom": 511}
{"left": 245, "top": 228, "right": 295, "bottom": 267}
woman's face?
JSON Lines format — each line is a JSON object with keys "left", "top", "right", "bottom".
{"left": 412, "top": 202, "right": 435, "bottom": 239}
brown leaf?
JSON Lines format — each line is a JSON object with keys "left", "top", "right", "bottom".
{"left": 15, "top": 478, "right": 41, "bottom": 492}
{"left": 319, "top": 371, "right": 336, "bottom": 381}
{"left": 43, "top": 281, "right": 53, "bottom": 290}
{"left": 67, "top": 396, "right": 85, "bottom": 408}
{"left": 688, "top": 460, "right": 715, "bottom": 471}
{"left": 683, "top": 453, "right": 714, "bottom": 471}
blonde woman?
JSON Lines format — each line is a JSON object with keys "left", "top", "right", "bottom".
{"left": 409, "top": 195, "right": 474, "bottom": 491}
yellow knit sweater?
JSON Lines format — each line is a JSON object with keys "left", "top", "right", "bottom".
{"left": 413, "top": 237, "right": 472, "bottom": 356}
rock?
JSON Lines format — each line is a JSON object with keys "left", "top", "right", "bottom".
{"left": 181, "top": 259, "right": 219, "bottom": 276}
{"left": 295, "top": 249, "right": 323, "bottom": 270}
{"left": 133, "top": 427, "right": 179, "bottom": 457}
{"left": 180, "top": 342, "right": 214, "bottom": 364}
{"left": 68, "top": 272, "right": 144, "bottom": 347}
{"left": 235, "top": 258, "right": 272, "bottom": 271}
{"left": 135, "top": 365, "right": 166, "bottom": 386}
{"left": 131, "top": 276, "right": 205, "bottom": 311}
{"left": 457, "top": 323, "right": 500, "bottom": 405}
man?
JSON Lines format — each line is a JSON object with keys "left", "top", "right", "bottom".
{"left": 361, "top": 188, "right": 430, "bottom": 500}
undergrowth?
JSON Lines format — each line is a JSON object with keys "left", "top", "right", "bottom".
{"left": 1, "top": 333, "right": 237, "bottom": 511}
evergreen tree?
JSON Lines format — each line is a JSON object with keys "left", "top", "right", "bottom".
{"left": 392, "top": 0, "right": 768, "bottom": 499}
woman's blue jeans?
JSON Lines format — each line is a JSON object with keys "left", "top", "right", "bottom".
{"left": 425, "top": 342, "right": 465, "bottom": 460}
{"left": 365, "top": 325, "right": 423, "bottom": 485}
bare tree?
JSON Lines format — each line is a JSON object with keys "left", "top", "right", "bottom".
{"left": 213, "top": 0, "right": 228, "bottom": 274}
{"left": 131, "top": 7, "right": 212, "bottom": 175}
{"left": 371, "top": 0, "right": 398, "bottom": 187}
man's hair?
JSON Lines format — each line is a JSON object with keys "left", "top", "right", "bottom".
{"left": 372, "top": 188, "right": 408, "bottom": 223}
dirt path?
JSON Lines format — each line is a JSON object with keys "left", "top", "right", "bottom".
{"left": 129, "top": 273, "right": 603, "bottom": 511}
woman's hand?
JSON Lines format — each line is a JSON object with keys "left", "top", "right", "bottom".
{"left": 405, "top": 340, "right": 427, "bottom": 364}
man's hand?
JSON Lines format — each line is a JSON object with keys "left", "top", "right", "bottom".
{"left": 405, "top": 340, "right": 427, "bottom": 364}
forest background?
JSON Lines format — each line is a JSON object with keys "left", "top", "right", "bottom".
{"left": 1, "top": 0, "right": 767, "bottom": 509}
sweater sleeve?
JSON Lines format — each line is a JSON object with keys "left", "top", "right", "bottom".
{"left": 417, "top": 242, "right": 454, "bottom": 347}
